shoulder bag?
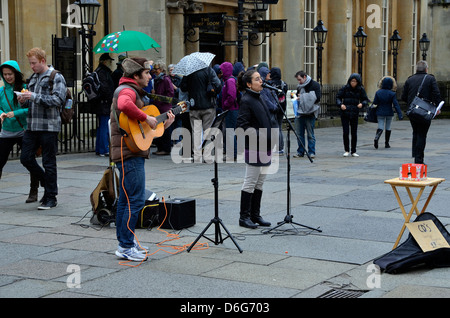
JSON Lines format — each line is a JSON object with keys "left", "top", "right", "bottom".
{"left": 364, "top": 103, "right": 378, "bottom": 123}
{"left": 406, "top": 75, "right": 436, "bottom": 125}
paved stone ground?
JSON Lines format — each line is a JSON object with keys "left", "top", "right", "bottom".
{"left": 1, "top": 119, "right": 450, "bottom": 302}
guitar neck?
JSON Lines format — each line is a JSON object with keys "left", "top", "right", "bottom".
{"left": 155, "top": 105, "right": 183, "bottom": 124}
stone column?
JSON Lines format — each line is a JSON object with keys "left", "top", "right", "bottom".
{"left": 184, "top": 2, "right": 203, "bottom": 54}
{"left": 167, "top": 1, "right": 189, "bottom": 64}
{"left": 323, "top": 0, "right": 352, "bottom": 85}
{"left": 364, "top": 0, "right": 384, "bottom": 97}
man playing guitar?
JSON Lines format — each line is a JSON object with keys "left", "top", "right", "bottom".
{"left": 110, "top": 57, "right": 175, "bottom": 262}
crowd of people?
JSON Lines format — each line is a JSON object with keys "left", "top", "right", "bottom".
{"left": 0, "top": 47, "right": 443, "bottom": 261}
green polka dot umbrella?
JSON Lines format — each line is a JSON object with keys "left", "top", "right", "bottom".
{"left": 93, "top": 30, "right": 160, "bottom": 54}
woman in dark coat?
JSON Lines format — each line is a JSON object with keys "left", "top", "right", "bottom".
{"left": 236, "top": 69, "right": 277, "bottom": 229}
{"left": 95, "top": 54, "right": 115, "bottom": 156}
{"left": 372, "top": 76, "right": 403, "bottom": 149}
{"left": 336, "top": 73, "right": 369, "bottom": 157}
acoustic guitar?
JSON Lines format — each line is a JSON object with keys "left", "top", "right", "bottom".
{"left": 119, "top": 102, "right": 188, "bottom": 153}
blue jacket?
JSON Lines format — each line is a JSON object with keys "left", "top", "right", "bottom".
{"left": 373, "top": 77, "right": 403, "bottom": 119}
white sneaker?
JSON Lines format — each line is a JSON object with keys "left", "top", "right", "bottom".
{"left": 115, "top": 247, "right": 148, "bottom": 262}
{"left": 351, "top": 153, "right": 360, "bottom": 157}
{"left": 343, "top": 152, "right": 350, "bottom": 157}
{"left": 133, "top": 239, "right": 149, "bottom": 254}
{"left": 117, "top": 241, "right": 148, "bottom": 255}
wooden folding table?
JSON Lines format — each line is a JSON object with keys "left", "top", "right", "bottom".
{"left": 384, "top": 177, "right": 445, "bottom": 249}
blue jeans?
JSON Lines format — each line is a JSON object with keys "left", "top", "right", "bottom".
{"left": 377, "top": 115, "right": 393, "bottom": 131}
{"left": 294, "top": 115, "right": 316, "bottom": 155}
{"left": 96, "top": 115, "right": 110, "bottom": 155}
{"left": 116, "top": 157, "right": 146, "bottom": 248}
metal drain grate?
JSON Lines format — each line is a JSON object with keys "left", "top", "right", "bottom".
{"left": 318, "top": 289, "right": 367, "bottom": 298}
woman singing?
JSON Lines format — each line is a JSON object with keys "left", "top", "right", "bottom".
{"left": 236, "top": 69, "right": 277, "bottom": 229}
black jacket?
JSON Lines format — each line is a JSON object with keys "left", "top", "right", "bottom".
{"left": 180, "top": 67, "right": 222, "bottom": 110}
{"left": 401, "top": 71, "right": 442, "bottom": 106}
{"left": 336, "top": 73, "right": 369, "bottom": 119}
{"left": 237, "top": 89, "right": 278, "bottom": 166}
{"left": 95, "top": 63, "right": 115, "bottom": 115}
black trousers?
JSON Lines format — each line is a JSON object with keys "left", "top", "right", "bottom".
{"left": 0, "top": 136, "right": 23, "bottom": 172}
{"left": 341, "top": 115, "right": 359, "bottom": 154}
{"left": 20, "top": 131, "right": 58, "bottom": 200}
{"left": 409, "top": 118, "right": 431, "bottom": 164}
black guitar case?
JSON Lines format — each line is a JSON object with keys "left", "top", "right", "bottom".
{"left": 373, "top": 212, "right": 450, "bottom": 274}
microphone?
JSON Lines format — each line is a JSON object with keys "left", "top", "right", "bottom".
{"left": 262, "top": 82, "right": 283, "bottom": 94}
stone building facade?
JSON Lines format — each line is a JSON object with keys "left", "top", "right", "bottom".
{"left": 2, "top": 0, "right": 449, "bottom": 98}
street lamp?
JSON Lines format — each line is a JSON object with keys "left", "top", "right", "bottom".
{"left": 354, "top": 26, "right": 367, "bottom": 80}
{"left": 419, "top": 33, "right": 430, "bottom": 61}
{"left": 312, "top": 20, "right": 327, "bottom": 85}
{"left": 77, "top": 0, "right": 101, "bottom": 26}
{"left": 389, "top": 29, "right": 402, "bottom": 80}
{"left": 76, "top": 0, "right": 101, "bottom": 76}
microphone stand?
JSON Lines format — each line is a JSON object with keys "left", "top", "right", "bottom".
{"left": 265, "top": 90, "right": 322, "bottom": 234}
{"left": 187, "top": 111, "right": 243, "bottom": 253}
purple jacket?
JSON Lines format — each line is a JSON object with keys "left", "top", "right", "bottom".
{"left": 154, "top": 74, "right": 174, "bottom": 113}
{"left": 220, "top": 62, "right": 239, "bottom": 111}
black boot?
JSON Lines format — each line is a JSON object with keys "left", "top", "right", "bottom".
{"left": 385, "top": 130, "right": 391, "bottom": 148}
{"left": 239, "top": 191, "right": 257, "bottom": 229}
{"left": 374, "top": 129, "right": 383, "bottom": 149}
{"left": 250, "top": 189, "right": 271, "bottom": 227}
{"left": 26, "top": 174, "right": 39, "bottom": 203}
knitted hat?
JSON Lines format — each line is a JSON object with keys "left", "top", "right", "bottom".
{"left": 122, "top": 58, "right": 152, "bottom": 77}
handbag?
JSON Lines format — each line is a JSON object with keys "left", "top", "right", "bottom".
{"left": 406, "top": 75, "right": 436, "bottom": 124}
{"left": 364, "top": 104, "right": 378, "bottom": 123}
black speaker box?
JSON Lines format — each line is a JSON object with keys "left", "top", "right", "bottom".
{"left": 159, "top": 198, "right": 195, "bottom": 230}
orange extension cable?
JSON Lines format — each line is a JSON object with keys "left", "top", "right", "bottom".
{"left": 118, "top": 137, "right": 208, "bottom": 268}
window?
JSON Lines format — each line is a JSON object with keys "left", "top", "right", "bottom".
{"left": 381, "top": 0, "right": 389, "bottom": 76}
{"left": 304, "top": 0, "right": 316, "bottom": 77}
{"left": 411, "top": 0, "right": 418, "bottom": 73}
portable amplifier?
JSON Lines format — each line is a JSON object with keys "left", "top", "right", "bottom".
{"left": 159, "top": 198, "right": 195, "bottom": 230}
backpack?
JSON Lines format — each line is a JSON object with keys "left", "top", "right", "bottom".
{"left": 49, "top": 70, "right": 74, "bottom": 125}
{"left": 82, "top": 70, "right": 101, "bottom": 101}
